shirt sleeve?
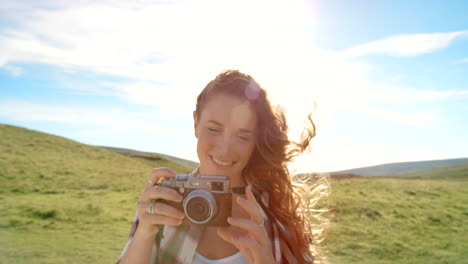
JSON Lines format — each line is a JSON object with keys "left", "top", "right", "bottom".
{"left": 116, "top": 211, "right": 158, "bottom": 264}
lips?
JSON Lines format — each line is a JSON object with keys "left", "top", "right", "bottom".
{"left": 210, "top": 155, "right": 236, "bottom": 167}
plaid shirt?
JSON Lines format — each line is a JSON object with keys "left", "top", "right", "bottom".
{"left": 117, "top": 186, "right": 300, "bottom": 264}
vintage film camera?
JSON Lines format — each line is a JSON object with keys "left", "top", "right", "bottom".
{"left": 158, "top": 174, "right": 232, "bottom": 227}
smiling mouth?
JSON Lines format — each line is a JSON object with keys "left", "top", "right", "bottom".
{"left": 210, "top": 155, "right": 236, "bottom": 167}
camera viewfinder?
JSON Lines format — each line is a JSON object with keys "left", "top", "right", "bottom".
{"left": 211, "top": 182, "right": 223, "bottom": 191}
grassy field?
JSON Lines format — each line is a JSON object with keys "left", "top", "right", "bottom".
{"left": 326, "top": 178, "right": 468, "bottom": 264}
{"left": 1, "top": 124, "right": 467, "bottom": 263}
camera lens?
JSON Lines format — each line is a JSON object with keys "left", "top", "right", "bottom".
{"left": 185, "top": 197, "right": 211, "bottom": 222}
{"left": 183, "top": 190, "right": 217, "bottom": 224}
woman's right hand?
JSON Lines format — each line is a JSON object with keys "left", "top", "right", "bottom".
{"left": 136, "top": 168, "right": 185, "bottom": 235}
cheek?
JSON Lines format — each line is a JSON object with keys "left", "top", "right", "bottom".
{"left": 197, "top": 131, "right": 215, "bottom": 152}
{"left": 239, "top": 143, "right": 256, "bottom": 162}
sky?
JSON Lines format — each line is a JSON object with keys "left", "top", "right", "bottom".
{"left": 1, "top": 0, "right": 467, "bottom": 173}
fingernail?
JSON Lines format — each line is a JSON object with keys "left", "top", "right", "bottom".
{"left": 227, "top": 217, "right": 233, "bottom": 223}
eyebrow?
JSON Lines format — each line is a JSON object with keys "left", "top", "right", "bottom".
{"left": 207, "top": 120, "right": 254, "bottom": 134}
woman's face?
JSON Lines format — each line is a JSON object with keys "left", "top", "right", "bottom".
{"left": 194, "top": 93, "right": 257, "bottom": 183}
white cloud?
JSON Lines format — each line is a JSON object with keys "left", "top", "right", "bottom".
{"left": 3, "top": 0, "right": 461, "bottom": 115}
{"left": 340, "top": 31, "right": 468, "bottom": 58}
{"left": 453, "top": 57, "right": 468, "bottom": 64}
{"left": 358, "top": 105, "right": 445, "bottom": 126}
{"left": 342, "top": 80, "right": 468, "bottom": 105}
{"left": 0, "top": 0, "right": 315, "bottom": 113}
{"left": 3, "top": 65, "right": 23, "bottom": 76}
{"left": 378, "top": 88, "right": 468, "bottom": 104}
{"left": 0, "top": 0, "right": 307, "bottom": 81}
{"left": 96, "top": 81, "right": 201, "bottom": 116}
{"left": 0, "top": 99, "right": 185, "bottom": 136}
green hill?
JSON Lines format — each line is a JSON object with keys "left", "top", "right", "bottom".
{"left": 0, "top": 124, "right": 192, "bottom": 193}
{"left": 0, "top": 124, "right": 192, "bottom": 263}
{"left": 102, "top": 146, "right": 199, "bottom": 170}
{"left": 330, "top": 158, "right": 468, "bottom": 176}
{"left": 389, "top": 162, "right": 468, "bottom": 179}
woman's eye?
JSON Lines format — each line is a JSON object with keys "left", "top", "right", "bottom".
{"left": 208, "top": 127, "right": 220, "bottom": 133}
{"left": 239, "top": 136, "right": 250, "bottom": 142}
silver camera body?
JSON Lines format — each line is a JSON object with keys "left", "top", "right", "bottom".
{"left": 158, "top": 174, "right": 232, "bottom": 227}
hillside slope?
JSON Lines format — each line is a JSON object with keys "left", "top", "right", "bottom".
{"left": 0, "top": 124, "right": 192, "bottom": 193}
{"left": 0, "top": 124, "right": 192, "bottom": 263}
{"left": 330, "top": 158, "right": 468, "bottom": 176}
{"left": 391, "top": 162, "right": 468, "bottom": 179}
{"left": 103, "top": 146, "right": 199, "bottom": 170}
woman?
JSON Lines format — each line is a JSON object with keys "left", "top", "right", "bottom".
{"left": 117, "top": 70, "right": 325, "bottom": 264}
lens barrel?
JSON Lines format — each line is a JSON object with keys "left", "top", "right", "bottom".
{"left": 183, "top": 190, "right": 218, "bottom": 224}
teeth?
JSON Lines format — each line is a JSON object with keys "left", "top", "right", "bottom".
{"left": 212, "top": 156, "right": 233, "bottom": 166}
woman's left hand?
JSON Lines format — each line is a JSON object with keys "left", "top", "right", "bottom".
{"left": 217, "top": 185, "right": 275, "bottom": 264}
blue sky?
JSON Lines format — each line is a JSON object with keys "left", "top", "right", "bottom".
{"left": 1, "top": 0, "right": 467, "bottom": 172}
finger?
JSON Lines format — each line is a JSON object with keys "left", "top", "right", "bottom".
{"left": 146, "top": 167, "right": 177, "bottom": 189}
{"left": 227, "top": 217, "right": 269, "bottom": 246}
{"left": 246, "top": 184, "right": 257, "bottom": 203}
{"left": 217, "top": 228, "right": 236, "bottom": 243}
{"left": 142, "top": 185, "right": 183, "bottom": 203}
{"left": 245, "top": 185, "right": 264, "bottom": 217}
{"left": 137, "top": 201, "right": 185, "bottom": 219}
{"left": 236, "top": 195, "right": 264, "bottom": 225}
{"left": 145, "top": 213, "right": 183, "bottom": 226}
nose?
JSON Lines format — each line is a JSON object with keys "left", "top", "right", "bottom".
{"left": 216, "top": 133, "right": 234, "bottom": 156}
